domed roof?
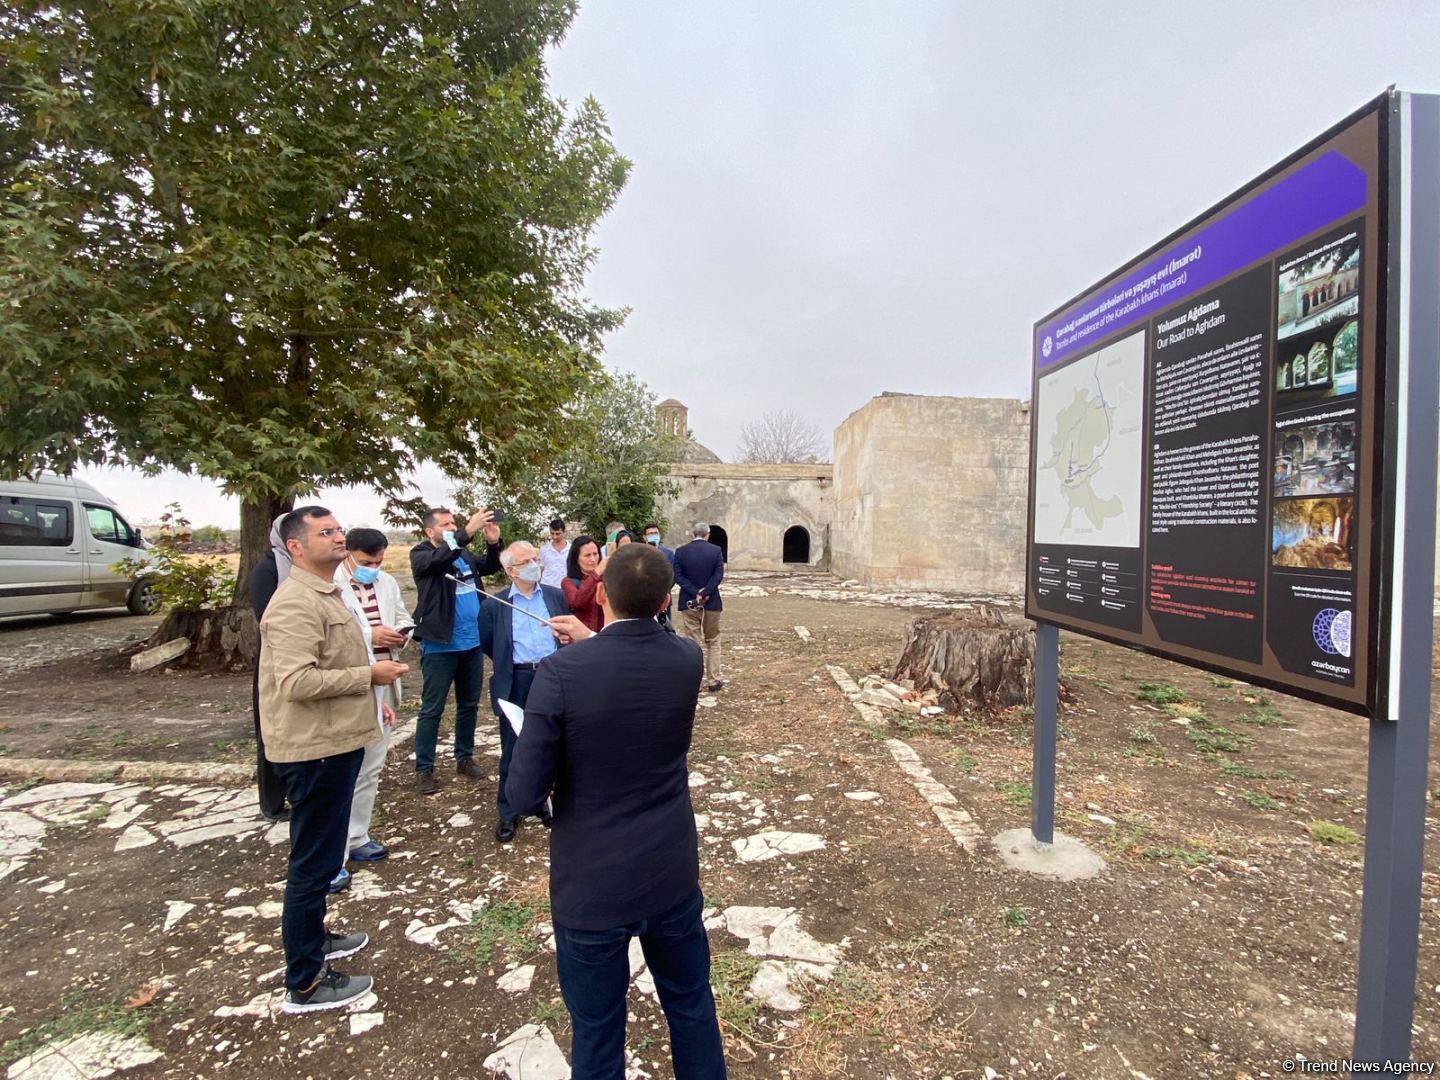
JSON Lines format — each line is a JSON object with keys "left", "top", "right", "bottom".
{"left": 674, "top": 439, "right": 722, "bottom": 464}
{"left": 657, "top": 397, "right": 686, "bottom": 408}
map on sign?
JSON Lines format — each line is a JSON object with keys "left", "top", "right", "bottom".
{"left": 1033, "top": 330, "right": 1145, "bottom": 548}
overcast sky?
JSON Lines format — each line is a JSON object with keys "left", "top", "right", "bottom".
{"left": 82, "top": 1, "right": 1440, "bottom": 527}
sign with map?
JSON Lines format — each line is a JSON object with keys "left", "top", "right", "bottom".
{"left": 1025, "top": 95, "right": 1390, "bottom": 715}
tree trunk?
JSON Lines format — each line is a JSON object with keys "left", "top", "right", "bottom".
{"left": 145, "top": 607, "right": 257, "bottom": 672}
{"left": 235, "top": 493, "right": 292, "bottom": 609}
{"left": 893, "top": 606, "right": 1035, "bottom": 710}
{"left": 145, "top": 493, "right": 291, "bottom": 672}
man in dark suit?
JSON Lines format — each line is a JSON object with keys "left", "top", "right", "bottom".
{"left": 672, "top": 522, "right": 726, "bottom": 691}
{"left": 507, "top": 544, "right": 726, "bottom": 1080}
{"left": 478, "top": 541, "right": 569, "bottom": 844}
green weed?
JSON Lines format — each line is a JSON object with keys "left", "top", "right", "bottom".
{"left": 996, "top": 781, "right": 1031, "bottom": 809}
{"left": 1242, "top": 791, "right": 1282, "bottom": 811}
{"left": 459, "top": 900, "right": 541, "bottom": 967}
{"left": 1307, "top": 820, "right": 1362, "bottom": 846}
{"left": 1136, "top": 682, "right": 1187, "bottom": 705}
{"left": 946, "top": 750, "right": 977, "bottom": 773}
{"left": 1002, "top": 907, "right": 1028, "bottom": 929}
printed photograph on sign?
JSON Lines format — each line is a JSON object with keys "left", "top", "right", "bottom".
{"left": 1275, "top": 227, "right": 1360, "bottom": 341}
{"left": 1274, "top": 317, "right": 1359, "bottom": 402}
{"left": 1271, "top": 495, "right": 1354, "bottom": 570}
{"left": 1272, "top": 418, "right": 1356, "bottom": 498}
{"left": 1032, "top": 331, "right": 1145, "bottom": 548}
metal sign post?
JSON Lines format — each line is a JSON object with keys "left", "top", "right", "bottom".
{"left": 1031, "top": 622, "right": 1060, "bottom": 848}
{"left": 1352, "top": 90, "right": 1439, "bottom": 1066}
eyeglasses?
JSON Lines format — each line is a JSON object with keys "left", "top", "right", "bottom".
{"left": 316, "top": 526, "right": 346, "bottom": 539}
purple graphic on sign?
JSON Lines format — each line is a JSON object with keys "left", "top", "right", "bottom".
{"left": 1035, "top": 151, "right": 1366, "bottom": 370}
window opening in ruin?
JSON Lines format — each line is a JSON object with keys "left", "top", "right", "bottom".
{"left": 709, "top": 524, "right": 729, "bottom": 563}
{"left": 783, "top": 525, "right": 810, "bottom": 564}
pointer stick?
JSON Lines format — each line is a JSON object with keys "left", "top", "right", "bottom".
{"left": 445, "top": 574, "right": 553, "bottom": 626}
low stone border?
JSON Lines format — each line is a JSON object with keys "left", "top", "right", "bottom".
{"left": 0, "top": 721, "right": 418, "bottom": 788}
{"left": 0, "top": 758, "right": 254, "bottom": 785}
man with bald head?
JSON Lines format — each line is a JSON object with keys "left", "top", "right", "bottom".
{"left": 478, "top": 541, "right": 570, "bottom": 843}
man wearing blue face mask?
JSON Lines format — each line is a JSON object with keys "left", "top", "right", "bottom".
{"left": 337, "top": 528, "right": 413, "bottom": 869}
{"left": 409, "top": 507, "right": 503, "bottom": 796}
{"left": 479, "top": 541, "right": 570, "bottom": 842}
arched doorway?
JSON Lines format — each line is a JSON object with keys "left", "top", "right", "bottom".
{"left": 783, "top": 525, "right": 810, "bottom": 564}
{"left": 708, "top": 524, "right": 729, "bottom": 563}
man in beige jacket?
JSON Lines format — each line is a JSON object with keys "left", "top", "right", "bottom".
{"left": 259, "top": 506, "right": 407, "bottom": 1014}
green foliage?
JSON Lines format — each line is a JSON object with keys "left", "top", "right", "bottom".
{"left": 1237, "top": 701, "right": 1291, "bottom": 728}
{"left": 1141, "top": 842, "right": 1213, "bottom": 867}
{"left": 1242, "top": 790, "right": 1282, "bottom": 811}
{"left": 1307, "top": 820, "right": 1362, "bottom": 846}
{"left": 709, "top": 950, "right": 763, "bottom": 1040}
{"left": 996, "top": 781, "right": 1031, "bottom": 809}
{"left": 1002, "top": 906, "right": 1028, "bottom": 929}
{"left": 451, "top": 369, "right": 679, "bottom": 544}
{"left": 0, "top": 2, "right": 629, "bottom": 563}
{"left": 189, "top": 524, "right": 229, "bottom": 545}
{"left": 1184, "top": 718, "right": 1251, "bottom": 755}
{"left": 114, "top": 505, "right": 234, "bottom": 611}
{"left": 946, "top": 749, "right": 977, "bottom": 773}
{"left": 460, "top": 899, "right": 541, "bottom": 967}
{"left": 1135, "top": 682, "right": 1187, "bottom": 705}
{"left": 0, "top": 986, "right": 168, "bottom": 1069}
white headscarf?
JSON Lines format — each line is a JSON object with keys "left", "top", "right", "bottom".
{"left": 268, "top": 512, "right": 294, "bottom": 584}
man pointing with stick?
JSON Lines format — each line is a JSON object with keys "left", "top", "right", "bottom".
{"left": 507, "top": 543, "right": 726, "bottom": 1078}
{"left": 479, "top": 541, "right": 569, "bottom": 843}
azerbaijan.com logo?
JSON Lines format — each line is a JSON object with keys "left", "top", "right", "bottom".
{"left": 1313, "top": 608, "right": 1352, "bottom": 658}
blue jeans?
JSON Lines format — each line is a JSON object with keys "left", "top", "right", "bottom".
{"left": 494, "top": 664, "right": 535, "bottom": 822}
{"left": 273, "top": 749, "right": 364, "bottom": 992}
{"left": 554, "top": 889, "right": 726, "bottom": 1080}
{"left": 415, "top": 646, "right": 482, "bottom": 773}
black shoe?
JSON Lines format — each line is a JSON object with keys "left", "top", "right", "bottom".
{"left": 495, "top": 817, "right": 518, "bottom": 843}
{"left": 417, "top": 770, "right": 439, "bottom": 796}
{"left": 260, "top": 807, "right": 290, "bottom": 823}
{"left": 538, "top": 809, "right": 554, "bottom": 830}
{"left": 708, "top": 680, "right": 726, "bottom": 692}
{"left": 322, "top": 930, "right": 369, "bottom": 961}
{"left": 281, "top": 966, "right": 374, "bottom": 1014}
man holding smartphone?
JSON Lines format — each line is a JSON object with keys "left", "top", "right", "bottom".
{"left": 336, "top": 528, "right": 414, "bottom": 868}
{"left": 409, "top": 506, "right": 503, "bottom": 795}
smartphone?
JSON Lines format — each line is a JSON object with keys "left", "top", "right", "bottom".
{"left": 487, "top": 507, "right": 506, "bottom": 524}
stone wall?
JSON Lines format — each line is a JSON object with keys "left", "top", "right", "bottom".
{"left": 657, "top": 463, "right": 834, "bottom": 572}
{"left": 831, "top": 394, "right": 1030, "bottom": 593}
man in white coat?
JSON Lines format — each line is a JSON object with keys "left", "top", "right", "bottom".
{"left": 335, "top": 528, "right": 413, "bottom": 872}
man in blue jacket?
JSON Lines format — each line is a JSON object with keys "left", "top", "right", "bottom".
{"left": 672, "top": 522, "right": 725, "bottom": 691}
{"left": 478, "top": 541, "right": 568, "bottom": 843}
{"left": 408, "top": 507, "right": 502, "bottom": 795}
{"left": 507, "top": 543, "right": 726, "bottom": 1079}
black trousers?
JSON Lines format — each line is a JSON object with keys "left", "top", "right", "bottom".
{"left": 273, "top": 748, "right": 364, "bottom": 992}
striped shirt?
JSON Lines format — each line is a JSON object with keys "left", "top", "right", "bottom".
{"left": 348, "top": 579, "right": 391, "bottom": 661}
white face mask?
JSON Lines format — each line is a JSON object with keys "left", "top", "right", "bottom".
{"left": 441, "top": 530, "right": 458, "bottom": 550}
{"left": 514, "top": 561, "right": 542, "bottom": 584}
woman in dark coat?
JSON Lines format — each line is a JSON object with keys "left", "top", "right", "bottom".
{"left": 248, "top": 515, "right": 290, "bottom": 821}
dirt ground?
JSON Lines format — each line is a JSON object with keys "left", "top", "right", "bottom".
{"left": 2, "top": 571, "right": 1440, "bottom": 1078}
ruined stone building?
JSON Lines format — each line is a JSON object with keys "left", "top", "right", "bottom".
{"left": 655, "top": 395, "right": 1030, "bottom": 594}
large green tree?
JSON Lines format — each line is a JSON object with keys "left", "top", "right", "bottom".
{"left": 0, "top": 1, "right": 629, "bottom": 607}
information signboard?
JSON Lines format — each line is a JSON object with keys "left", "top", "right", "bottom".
{"left": 1026, "top": 94, "right": 1388, "bottom": 715}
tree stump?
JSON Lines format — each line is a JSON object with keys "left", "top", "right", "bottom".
{"left": 144, "top": 607, "right": 258, "bottom": 672}
{"left": 893, "top": 606, "right": 1035, "bottom": 709}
